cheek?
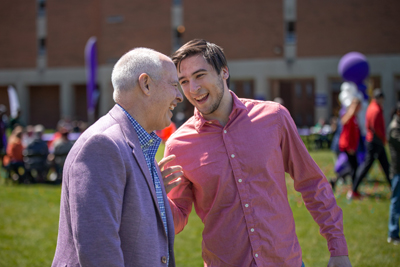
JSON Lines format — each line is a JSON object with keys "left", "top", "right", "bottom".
{"left": 182, "top": 87, "right": 191, "bottom": 99}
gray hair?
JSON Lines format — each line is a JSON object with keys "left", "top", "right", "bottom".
{"left": 111, "top": 47, "right": 163, "bottom": 102}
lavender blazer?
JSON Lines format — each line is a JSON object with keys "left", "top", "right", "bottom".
{"left": 52, "top": 105, "right": 175, "bottom": 267}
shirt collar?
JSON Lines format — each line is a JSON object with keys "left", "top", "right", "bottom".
{"left": 117, "top": 104, "right": 161, "bottom": 153}
{"left": 193, "top": 90, "right": 247, "bottom": 131}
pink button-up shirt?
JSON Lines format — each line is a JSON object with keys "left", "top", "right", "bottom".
{"left": 165, "top": 92, "right": 348, "bottom": 267}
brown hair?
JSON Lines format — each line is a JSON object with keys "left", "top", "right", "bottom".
{"left": 172, "top": 39, "right": 230, "bottom": 87}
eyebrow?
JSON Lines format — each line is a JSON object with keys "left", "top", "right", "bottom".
{"left": 178, "top": 68, "right": 207, "bottom": 81}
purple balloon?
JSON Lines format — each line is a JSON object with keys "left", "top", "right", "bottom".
{"left": 338, "top": 52, "right": 369, "bottom": 84}
{"left": 357, "top": 83, "right": 368, "bottom": 100}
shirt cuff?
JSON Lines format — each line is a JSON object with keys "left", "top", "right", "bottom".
{"left": 328, "top": 238, "right": 348, "bottom": 257}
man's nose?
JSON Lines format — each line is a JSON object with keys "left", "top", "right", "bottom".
{"left": 176, "top": 88, "right": 183, "bottom": 103}
{"left": 190, "top": 81, "right": 200, "bottom": 94}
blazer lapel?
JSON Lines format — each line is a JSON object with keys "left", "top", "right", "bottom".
{"left": 108, "top": 105, "right": 161, "bottom": 217}
{"left": 130, "top": 141, "right": 159, "bottom": 204}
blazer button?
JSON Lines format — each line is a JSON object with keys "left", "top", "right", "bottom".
{"left": 161, "top": 256, "right": 167, "bottom": 264}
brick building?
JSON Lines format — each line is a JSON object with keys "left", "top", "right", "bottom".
{"left": 0, "top": 0, "right": 399, "bottom": 128}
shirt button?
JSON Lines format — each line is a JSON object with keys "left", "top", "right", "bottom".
{"left": 161, "top": 256, "right": 167, "bottom": 263}
{"left": 238, "top": 179, "right": 242, "bottom": 183}
{"left": 245, "top": 204, "right": 249, "bottom": 208}
{"left": 251, "top": 228, "right": 254, "bottom": 232}
{"left": 231, "top": 154, "right": 235, "bottom": 158}
{"left": 255, "top": 253, "right": 259, "bottom": 257}
{"left": 224, "top": 130, "right": 227, "bottom": 134}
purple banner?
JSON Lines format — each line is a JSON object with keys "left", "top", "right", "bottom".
{"left": 85, "top": 37, "right": 98, "bottom": 123}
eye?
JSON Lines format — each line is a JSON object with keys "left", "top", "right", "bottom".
{"left": 180, "top": 80, "right": 188, "bottom": 85}
{"left": 196, "top": 73, "right": 204, "bottom": 79}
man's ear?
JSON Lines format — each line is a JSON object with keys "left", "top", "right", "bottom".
{"left": 138, "top": 73, "right": 151, "bottom": 96}
{"left": 221, "top": 67, "right": 229, "bottom": 80}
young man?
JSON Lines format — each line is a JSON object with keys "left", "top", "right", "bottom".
{"left": 164, "top": 39, "right": 351, "bottom": 267}
{"left": 52, "top": 48, "right": 183, "bottom": 267}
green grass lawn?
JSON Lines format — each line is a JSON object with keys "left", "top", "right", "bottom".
{"left": 1, "top": 147, "right": 399, "bottom": 266}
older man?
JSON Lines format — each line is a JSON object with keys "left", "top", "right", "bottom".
{"left": 52, "top": 48, "right": 183, "bottom": 267}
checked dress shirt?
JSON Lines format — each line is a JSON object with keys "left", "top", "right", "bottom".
{"left": 119, "top": 105, "right": 169, "bottom": 263}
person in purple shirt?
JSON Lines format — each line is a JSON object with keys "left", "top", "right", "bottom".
{"left": 161, "top": 39, "right": 352, "bottom": 267}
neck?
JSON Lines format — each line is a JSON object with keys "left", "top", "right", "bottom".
{"left": 118, "top": 93, "right": 154, "bottom": 134}
{"left": 203, "top": 89, "right": 233, "bottom": 127}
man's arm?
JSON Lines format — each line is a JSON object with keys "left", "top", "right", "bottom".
{"left": 68, "top": 134, "right": 125, "bottom": 266}
{"left": 278, "top": 106, "right": 350, "bottom": 263}
{"left": 328, "top": 256, "right": 352, "bottom": 267}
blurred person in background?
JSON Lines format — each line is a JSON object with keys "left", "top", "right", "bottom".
{"left": 0, "top": 105, "right": 8, "bottom": 164}
{"left": 313, "top": 117, "right": 332, "bottom": 149}
{"left": 48, "top": 123, "right": 73, "bottom": 181}
{"left": 349, "top": 88, "right": 391, "bottom": 199}
{"left": 164, "top": 39, "right": 351, "bottom": 267}
{"left": 48, "top": 119, "right": 68, "bottom": 151}
{"left": 22, "top": 125, "right": 35, "bottom": 147}
{"left": 52, "top": 48, "right": 183, "bottom": 267}
{"left": 3, "top": 126, "right": 25, "bottom": 182}
{"left": 387, "top": 102, "right": 400, "bottom": 245}
{"left": 23, "top": 124, "right": 49, "bottom": 183}
{"left": 339, "top": 98, "right": 362, "bottom": 187}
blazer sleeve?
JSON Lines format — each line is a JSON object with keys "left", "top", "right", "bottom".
{"left": 67, "top": 134, "right": 126, "bottom": 267}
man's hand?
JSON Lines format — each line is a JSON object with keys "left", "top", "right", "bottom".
{"left": 327, "top": 256, "right": 352, "bottom": 267}
{"left": 158, "top": 154, "right": 183, "bottom": 194}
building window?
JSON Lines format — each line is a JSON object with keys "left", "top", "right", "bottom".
{"left": 306, "top": 83, "right": 313, "bottom": 97}
{"left": 173, "top": 0, "right": 182, "bottom": 5}
{"left": 38, "top": 0, "right": 46, "bottom": 17}
{"left": 230, "top": 82, "right": 236, "bottom": 93}
{"left": 395, "top": 75, "right": 400, "bottom": 102}
{"left": 174, "top": 25, "right": 185, "bottom": 48}
{"left": 285, "top": 21, "right": 296, "bottom": 44}
{"left": 230, "top": 80, "right": 254, "bottom": 99}
{"left": 295, "top": 114, "right": 302, "bottom": 126}
{"left": 38, "top": 38, "right": 46, "bottom": 55}
{"left": 295, "top": 82, "right": 302, "bottom": 97}
{"left": 107, "top": 15, "right": 124, "bottom": 24}
{"left": 329, "top": 78, "right": 343, "bottom": 117}
{"left": 243, "top": 81, "right": 252, "bottom": 98}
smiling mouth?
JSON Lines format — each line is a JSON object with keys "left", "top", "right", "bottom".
{"left": 194, "top": 93, "right": 209, "bottom": 104}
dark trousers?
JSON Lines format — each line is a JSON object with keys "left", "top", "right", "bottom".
{"left": 353, "top": 141, "right": 391, "bottom": 193}
{"left": 345, "top": 151, "right": 358, "bottom": 185}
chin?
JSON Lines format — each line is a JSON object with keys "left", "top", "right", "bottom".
{"left": 163, "top": 120, "right": 171, "bottom": 129}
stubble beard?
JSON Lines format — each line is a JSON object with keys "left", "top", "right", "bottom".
{"left": 200, "top": 76, "right": 225, "bottom": 116}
